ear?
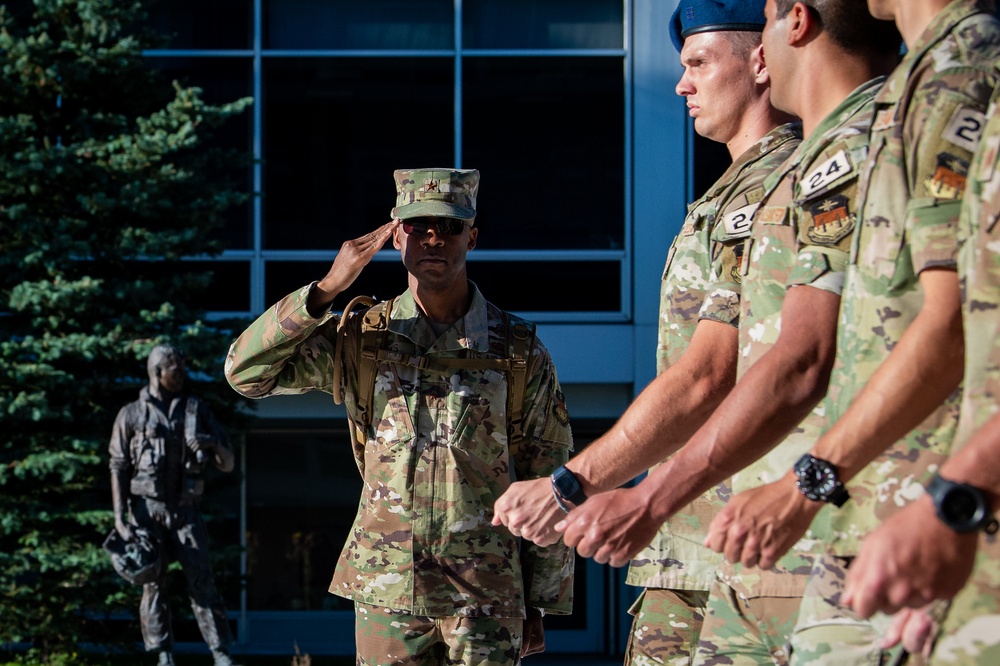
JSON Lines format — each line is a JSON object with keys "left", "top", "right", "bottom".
{"left": 751, "top": 43, "right": 769, "bottom": 85}
{"left": 787, "top": 2, "right": 814, "bottom": 45}
{"left": 467, "top": 226, "right": 478, "bottom": 251}
{"left": 392, "top": 226, "right": 403, "bottom": 250}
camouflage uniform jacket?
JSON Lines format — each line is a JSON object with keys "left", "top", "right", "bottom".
{"left": 811, "top": 0, "right": 1000, "bottom": 556}
{"left": 934, "top": 86, "right": 1000, "bottom": 657}
{"left": 957, "top": 87, "right": 1000, "bottom": 454}
{"left": 717, "top": 77, "right": 885, "bottom": 599}
{"left": 626, "top": 123, "right": 802, "bottom": 592}
{"left": 225, "top": 283, "right": 574, "bottom": 618}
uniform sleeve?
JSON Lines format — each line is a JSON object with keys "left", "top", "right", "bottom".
{"left": 108, "top": 405, "right": 133, "bottom": 474}
{"left": 786, "top": 140, "right": 866, "bottom": 294}
{"left": 225, "top": 283, "right": 342, "bottom": 398}
{"left": 699, "top": 190, "right": 763, "bottom": 327}
{"left": 511, "top": 338, "right": 575, "bottom": 614}
{"left": 904, "top": 76, "right": 996, "bottom": 273}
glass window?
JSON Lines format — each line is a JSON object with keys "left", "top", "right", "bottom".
{"left": 265, "top": 260, "right": 407, "bottom": 307}
{"left": 469, "top": 261, "right": 621, "bottom": 312}
{"left": 463, "top": 57, "right": 624, "bottom": 250}
{"left": 162, "top": 261, "right": 253, "bottom": 312}
{"left": 146, "top": 57, "right": 254, "bottom": 250}
{"left": 262, "top": 58, "right": 454, "bottom": 251}
{"left": 245, "top": 430, "right": 361, "bottom": 611}
{"left": 265, "top": 0, "right": 454, "bottom": 50}
{"left": 694, "top": 132, "right": 731, "bottom": 201}
{"left": 148, "top": 0, "right": 252, "bottom": 50}
{"left": 463, "top": 0, "right": 624, "bottom": 50}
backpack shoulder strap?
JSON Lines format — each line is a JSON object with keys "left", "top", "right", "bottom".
{"left": 352, "top": 297, "right": 394, "bottom": 442}
{"left": 503, "top": 311, "right": 536, "bottom": 448}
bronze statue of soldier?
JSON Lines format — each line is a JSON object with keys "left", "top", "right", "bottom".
{"left": 108, "top": 344, "right": 238, "bottom": 666}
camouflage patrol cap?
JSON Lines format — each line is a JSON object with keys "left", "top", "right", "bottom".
{"left": 391, "top": 168, "right": 479, "bottom": 221}
{"left": 669, "top": 0, "right": 766, "bottom": 52}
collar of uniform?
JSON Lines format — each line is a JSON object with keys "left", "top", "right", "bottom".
{"left": 387, "top": 281, "right": 491, "bottom": 353}
{"left": 697, "top": 121, "right": 803, "bottom": 211}
{"left": 878, "top": 0, "right": 993, "bottom": 106}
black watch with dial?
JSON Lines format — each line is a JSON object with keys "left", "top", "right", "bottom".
{"left": 926, "top": 473, "right": 999, "bottom": 534}
{"left": 551, "top": 466, "right": 587, "bottom": 507}
{"left": 793, "top": 454, "right": 850, "bottom": 507}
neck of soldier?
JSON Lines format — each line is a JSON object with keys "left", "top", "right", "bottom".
{"left": 409, "top": 272, "right": 471, "bottom": 327}
{"left": 726, "top": 93, "right": 795, "bottom": 160}
{"left": 793, "top": 45, "right": 899, "bottom": 138}
{"left": 895, "top": 0, "right": 950, "bottom": 48}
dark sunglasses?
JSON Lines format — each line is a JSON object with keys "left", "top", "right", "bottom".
{"left": 401, "top": 218, "right": 470, "bottom": 236}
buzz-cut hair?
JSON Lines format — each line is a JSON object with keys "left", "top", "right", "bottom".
{"left": 773, "top": 0, "right": 901, "bottom": 57}
{"left": 721, "top": 30, "right": 763, "bottom": 61}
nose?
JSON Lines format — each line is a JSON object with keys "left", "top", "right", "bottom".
{"left": 419, "top": 227, "right": 445, "bottom": 246}
{"left": 675, "top": 70, "right": 693, "bottom": 97}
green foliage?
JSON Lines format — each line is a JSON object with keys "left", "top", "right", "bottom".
{"left": 0, "top": 0, "right": 252, "bottom": 662}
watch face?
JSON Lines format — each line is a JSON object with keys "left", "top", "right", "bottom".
{"left": 794, "top": 455, "right": 845, "bottom": 503}
{"left": 941, "top": 486, "right": 984, "bottom": 530}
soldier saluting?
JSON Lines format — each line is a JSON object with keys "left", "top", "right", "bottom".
{"left": 226, "top": 168, "right": 574, "bottom": 665}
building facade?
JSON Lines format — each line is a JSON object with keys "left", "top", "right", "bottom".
{"left": 149, "top": 0, "right": 703, "bottom": 656}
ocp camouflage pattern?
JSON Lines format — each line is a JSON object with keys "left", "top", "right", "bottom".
{"left": 811, "top": 0, "right": 1000, "bottom": 555}
{"left": 932, "top": 83, "right": 1000, "bottom": 665}
{"left": 226, "top": 283, "right": 574, "bottom": 618}
{"left": 628, "top": 123, "right": 802, "bottom": 593}
{"left": 715, "top": 80, "right": 885, "bottom": 604}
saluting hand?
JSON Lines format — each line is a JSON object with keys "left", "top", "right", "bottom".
{"left": 308, "top": 220, "right": 400, "bottom": 314}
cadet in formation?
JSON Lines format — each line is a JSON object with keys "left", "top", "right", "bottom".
{"left": 225, "top": 168, "right": 574, "bottom": 665}
{"left": 702, "top": 0, "right": 1000, "bottom": 662}
{"left": 492, "top": 0, "right": 800, "bottom": 662}
{"left": 843, "top": 83, "right": 1000, "bottom": 664}
{"left": 555, "top": 1, "right": 901, "bottom": 663}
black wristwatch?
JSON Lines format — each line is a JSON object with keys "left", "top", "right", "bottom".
{"left": 793, "top": 454, "right": 850, "bottom": 507}
{"left": 551, "top": 466, "right": 587, "bottom": 512}
{"left": 926, "top": 473, "right": 999, "bottom": 534}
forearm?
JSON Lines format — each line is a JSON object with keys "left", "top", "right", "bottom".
{"left": 812, "top": 278, "right": 963, "bottom": 480}
{"left": 940, "top": 411, "right": 1000, "bottom": 509}
{"left": 226, "top": 285, "right": 337, "bottom": 398}
{"left": 640, "top": 286, "right": 840, "bottom": 520}
{"left": 571, "top": 319, "right": 738, "bottom": 496}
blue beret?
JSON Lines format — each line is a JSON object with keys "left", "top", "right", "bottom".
{"left": 669, "top": 0, "right": 767, "bottom": 52}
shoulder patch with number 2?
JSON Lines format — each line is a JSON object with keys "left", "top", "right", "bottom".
{"left": 722, "top": 202, "right": 759, "bottom": 238}
{"left": 943, "top": 106, "right": 986, "bottom": 154}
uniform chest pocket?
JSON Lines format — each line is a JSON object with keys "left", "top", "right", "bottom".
{"left": 367, "top": 363, "right": 417, "bottom": 452}
{"left": 661, "top": 219, "right": 701, "bottom": 279}
{"left": 854, "top": 133, "right": 906, "bottom": 283}
{"left": 440, "top": 368, "right": 509, "bottom": 465}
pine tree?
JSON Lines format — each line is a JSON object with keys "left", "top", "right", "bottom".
{"left": 0, "top": 1, "right": 252, "bottom": 661}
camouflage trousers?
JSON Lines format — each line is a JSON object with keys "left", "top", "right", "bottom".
{"left": 789, "top": 555, "right": 914, "bottom": 666}
{"left": 692, "top": 565, "right": 805, "bottom": 666}
{"left": 354, "top": 602, "right": 523, "bottom": 666}
{"left": 624, "top": 587, "right": 709, "bottom": 666}
{"left": 932, "top": 540, "right": 1000, "bottom": 665}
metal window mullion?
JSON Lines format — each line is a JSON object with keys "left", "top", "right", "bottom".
{"left": 251, "top": 0, "right": 265, "bottom": 316}
{"left": 622, "top": 0, "right": 634, "bottom": 322}
{"left": 454, "top": 0, "right": 463, "bottom": 167}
